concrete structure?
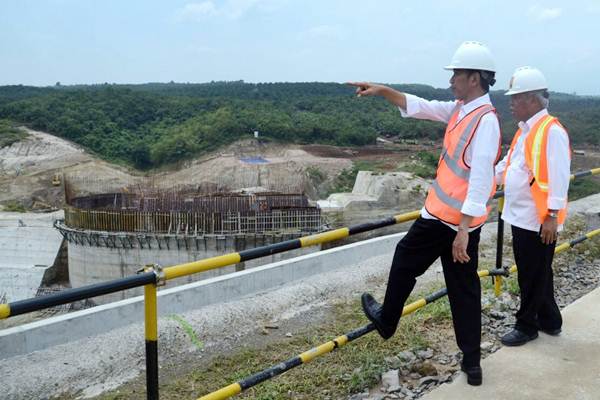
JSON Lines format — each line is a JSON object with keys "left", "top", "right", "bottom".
{"left": 318, "top": 171, "right": 428, "bottom": 211}
{"left": 59, "top": 185, "right": 324, "bottom": 303}
{"left": 568, "top": 192, "right": 600, "bottom": 230}
{"left": 422, "top": 286, "right": 600, "bottom": 400}
{"left": 60, "top": 225, "right": 316, "bottom": 302}
{"left": 0, "top": 211, "right": 64, "bottom": 302}
{"left": 0, "top": 230, "right": 411, "bottom": 360}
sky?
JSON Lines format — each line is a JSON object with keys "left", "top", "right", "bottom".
{"left": 1, "top": 0, "right": 599, "bottom": 94}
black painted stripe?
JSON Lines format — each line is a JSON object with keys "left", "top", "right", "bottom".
{"left": 238, "top": 239, "right": 302, "bottom": 262}
{"left": 146, "top": 340, "right": 159, "bottom": 400}
{"left": 570, "top": 236, "right": 588, "bottom": 246}
{"left": 348, "top": 217, "right": 397, "bottom": 235}
{"left": 424, "top": 288, "right": 448, "bottom": 304}
{"left": 9, "top": 272, "right": 157, "bottom": 316}
{"left": 573, "top": 170, "right": 592, "bottom": 179}
{"left": 239, "top": 356, "right": 303, "bottom": 389}
{"left": 346, "top": 324, "right": 375, "bottom": 341}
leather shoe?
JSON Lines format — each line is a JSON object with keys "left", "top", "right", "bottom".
{"left": 540, "top": 327, "right": 561, "bottom": 336}
{"left": 361, "top": 293, "right": 394, "bottom": 339}
{"left": 461, "top": 362, "right": 482, "bottom": 386}
{"left": 500, "top": 329, "right": 538, "bottom": 346}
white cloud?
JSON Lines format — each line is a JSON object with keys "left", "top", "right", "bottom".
{"left": 528, "top": 5, "right": 562, "bottom": 21}
{"left": 175, "top": 2, "right": 217, "bottom": 22}
{"left": 175, "top": 0, "right": 286, "bottom": 22}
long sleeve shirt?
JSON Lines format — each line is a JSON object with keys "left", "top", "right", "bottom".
{"left": 495, "top": 109, "right": 571, "bottom": 232}
{"left": 399, "top": 93, "right": 501, "bottom": 231}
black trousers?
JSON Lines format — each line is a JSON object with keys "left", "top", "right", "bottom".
{"left": 380, "top": 217, "right": 482, "bottom": 367}
{"left": 512, "top": 225, "right": 562, "bottom": 335}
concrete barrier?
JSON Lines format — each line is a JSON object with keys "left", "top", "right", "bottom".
{"left": 0, "top": 231, "right": 406, "bottom": 360}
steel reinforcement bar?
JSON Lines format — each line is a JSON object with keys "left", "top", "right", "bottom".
{"left": 197, "top": 228, "right": 600, "bottom": 400}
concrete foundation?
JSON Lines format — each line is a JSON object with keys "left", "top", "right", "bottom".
{"left": 58, "top": 223, "right": 318, "bottom": 303}
{"left": 0, "top": 231, "right": 406, "bottom": 360}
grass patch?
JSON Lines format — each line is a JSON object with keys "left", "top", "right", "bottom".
{"left": 399, "top": 151, "right": 438, "bottom": 179}
{"left": 568, "top": 177, "right": 600, "bottom": 201}
{"left": 168, "top": 315, "right": 204, "bottom": 350}
{"left": 0, "top": 119, "right": 27, "bottom": 148}
{"left": 2, "top": 201, "right": 27, "bottom": 212}
{"left": 93, "top": 287, "right": 453, "bottom": 400}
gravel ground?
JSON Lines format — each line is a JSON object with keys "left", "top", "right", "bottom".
{"left": 354, "top": 253, "right": 600, "bottom": 400}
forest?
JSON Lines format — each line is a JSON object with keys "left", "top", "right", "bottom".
{"left": 0, "top": 82, "right": 598, "bottom": 169}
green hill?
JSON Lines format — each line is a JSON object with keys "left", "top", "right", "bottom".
{"left": 0, "top": 82, "right": 598, "bottom": 169}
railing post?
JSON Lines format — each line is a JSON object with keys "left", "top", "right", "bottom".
{"left": 494, "top": 193, "right": 505, "bottom": 297}
{"left": 142, "top": 264, "right": 164, "bottom": 400}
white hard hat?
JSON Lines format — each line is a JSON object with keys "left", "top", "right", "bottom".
{"left": 444, "top": 41, "right": 495, "bottom": 72}
{"left": 505, "top": 66, "right": 548, "bottom": 95}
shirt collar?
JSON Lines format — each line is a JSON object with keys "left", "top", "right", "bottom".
{"left": 460, "top": 93, "right": 492, "bottom": 115}
{"left": 518, "top": 108, "right": 549, "bottom": 132}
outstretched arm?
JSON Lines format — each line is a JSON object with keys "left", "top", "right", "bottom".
{"left": 346, "top": 82, "right": 407, "bottom": 110}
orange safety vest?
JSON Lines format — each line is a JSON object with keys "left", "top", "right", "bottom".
{"left": 502, "top": 114, "right": 570, "bottom": 224}
{"left": 424, "top": 103, "right": 501, "bottom": 227}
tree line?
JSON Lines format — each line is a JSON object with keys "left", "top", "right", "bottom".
{"left": 0, "top": 82, "right": 598, "bottom": 169}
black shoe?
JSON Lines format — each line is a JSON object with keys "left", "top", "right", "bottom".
{"left": 461, "top": 362, "right": 482, "bottom": 386}
{"left": 361, "top": 293, "right": 394, "bottom": 339}
{"left": 540, "top": 327, "right": 562, "bottom": 336}
{"left": 500, "top": 329, "right": 539, "bottom": 346}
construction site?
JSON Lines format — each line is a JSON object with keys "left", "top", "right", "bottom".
{"left": 56, "top": 175, "right": 322, "bottom": 302}
{"left": 2, "top": 129, "right": 600, "bottom": 400}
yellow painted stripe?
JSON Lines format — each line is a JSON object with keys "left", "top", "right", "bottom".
{"left": 334, "top": 334, "right": 349, "bottom": 347}
{"left": 164, "top": 253, "right": 242, "bottom": 280}
{"left": 144, "top": 284, "right": 158, "bottom": 341}
{"left": 478, "top": 270, "right": 490, "bottom": 278}
{"left": 401, "top": 298, "right": 427, "bottom": 316}
{"left": 494, "top": 276, "right": 503, "bottom": 297}
{"left": 497, "top": 195, "right": 505, "bottom": 213}
{"left": 586, "top": 229, "right": 600, "bottom": 239}
{"left": 299, "top": 341, "right": 337, "bottom": 363}
{"left": 0, "top": 303, "right": 10, "bottom": 319}
{"left": 590, "top": 168, "right": 600, "bottom": 176}
{"left": 394, "top": 210, "right": 421, "bottom": 224}
{"left": 554, "top": 242, "right": 571, "bottom": 253}
{"left": 198, "top": 383, "right": 242, "bottom": 400}
{"left": 300, "top": 228, "right": 349, "bottom": 248}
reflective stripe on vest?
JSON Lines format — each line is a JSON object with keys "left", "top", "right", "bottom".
{"left": 424, "top": 103, "right": 500, "bottom": 226}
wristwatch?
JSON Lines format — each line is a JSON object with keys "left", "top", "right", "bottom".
{"left": 547, "top": 210, "right": 559, "bottom": 218}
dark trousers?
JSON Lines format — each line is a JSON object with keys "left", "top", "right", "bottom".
{"left": 380, "top": 217, "right": 482, "bottom": 367}
{"left": 512, "top": 225, "right": 562, "bottom": 335}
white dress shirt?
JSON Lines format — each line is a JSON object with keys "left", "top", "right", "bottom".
{"left": 495, "top": 109, "right": 571, "bottom": 232}
{"left": 399, "top": 93, "right": 501, "bottom": 231}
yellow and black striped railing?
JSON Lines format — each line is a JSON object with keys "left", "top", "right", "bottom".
{"left": 198, "top": 228, "right": 600, "bottom": 400}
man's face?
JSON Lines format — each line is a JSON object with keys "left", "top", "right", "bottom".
{"left": 449, "top": 69, "right": 476, "bottom": 101}
{"left": 509, "top": 92, "right": 531, "bottom": 122}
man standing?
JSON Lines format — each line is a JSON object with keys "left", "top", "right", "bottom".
{"left": 348, "top": 41, "right": 501, "bottom": 386}
{"left": 496, "top": 66, "right": 571, "bottom": 346}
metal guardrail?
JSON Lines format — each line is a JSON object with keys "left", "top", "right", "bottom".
{"left": 0, "top": 168, "right": 599, "bottom": 399}
{"left": 198, "top": 229, "right": 600, "bottom": 400}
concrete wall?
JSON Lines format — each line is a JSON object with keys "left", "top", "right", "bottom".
{"left": 65, "top": 232, "right": 318, "bottom": 303}
{"left": 0, "top": 231, "right": 405, "bottom": 360}
{"left": 0, "top": 211, "right": 64, "bottom": 302}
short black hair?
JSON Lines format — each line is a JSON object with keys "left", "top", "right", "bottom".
{"left": 456, "top": 69, "right": 495, "bottom": 93}
{"left": 469, "top": 70, "right": 495, "bottom": 93}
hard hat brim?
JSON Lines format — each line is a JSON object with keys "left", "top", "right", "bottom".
{"left": 504, "top": 86, "right": 549, "bottom": 96}
{"left": 444, "top": 65, "right": 496, "bottom": 72}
